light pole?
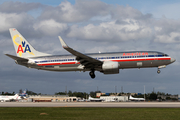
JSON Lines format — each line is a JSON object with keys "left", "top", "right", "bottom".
{"left": 144, "top": 85, "right": 145, "bottom": 101}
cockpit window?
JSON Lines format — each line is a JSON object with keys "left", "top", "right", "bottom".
{"left": 163, "top": 54, "right": 168, "bottom": 56}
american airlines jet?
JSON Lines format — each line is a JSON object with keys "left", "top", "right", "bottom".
{"left": 6, "top": 28, "right": 176, "bottom": 79}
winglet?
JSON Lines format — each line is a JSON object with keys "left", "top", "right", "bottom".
{"left": 58, "top": 36, "right": 68, "bottom": 48}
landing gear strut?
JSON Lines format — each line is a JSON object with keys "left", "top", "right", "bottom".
{"left": 157, "top": 69, "right": 161, "bottom": 74}
{"left": 89, "top": 70, "right": 95, "bottom": 79}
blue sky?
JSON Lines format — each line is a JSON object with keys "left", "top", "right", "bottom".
{"left": 1, "top": 0, "right": 180, "bottom": 19}
{"left": 1, "top": 0, "right": 180, "bottom": 14}
{"left": 0, "top": 0, "right": 180, "bottom": 95}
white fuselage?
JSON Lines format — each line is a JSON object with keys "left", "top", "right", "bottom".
{"left": 7, "top": 28, "right": 176, "bottom": 79}
{"left": 0, "top": 94, "right": 21, "bottom": 102}
{"left": 129, "top": 95, "right": 145, "bottom": 101}
{"left": 23, "top": 51, "right": 174, "bottom": 73}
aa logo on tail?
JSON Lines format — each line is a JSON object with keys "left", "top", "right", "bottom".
{"left": 13, "top": 35, "right": 34, "bottom": 57}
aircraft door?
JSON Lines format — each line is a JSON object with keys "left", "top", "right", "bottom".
{"left": 154, "top": 55, "right": 158, "bottom": 60}
{"left": 137, "top": 62, "right": 142, "bottom": 67}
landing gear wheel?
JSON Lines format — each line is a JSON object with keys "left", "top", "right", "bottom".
{"left": 157, "top": 69, "right": 161, "bottom": 74}
{"left": 89, "top": 71, "right": 95, "bottom": 79}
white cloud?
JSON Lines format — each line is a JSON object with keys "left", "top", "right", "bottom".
{"left": 0, "top": 0, "right": 179, "bottom": 45}
{"left": 67, "top": 20, "right": 152, "bottom": 41}
{"left": 0, "top": 1, "right": 42, "bottom": 13}
{"left": 153, "top": 18, "right": 180, "bottom": 43}
{"left": 154, "top": 27, "right": 162, "bottom": 32}
{"left": 39, "top": 0, "right": 110, "bottom": 22}
{"left": 155, "top": 32, "right": 180, "bottom": 43}
{"left": 33, "top": 19, "right": 68, "bottom": 36}
{"left": 112, "top": 5, "right": 152, "bottom": 20}
{"left": 0, "top": 12, "right": 34, "bottom": 32}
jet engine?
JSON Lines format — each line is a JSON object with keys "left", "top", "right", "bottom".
{"left": 102, "top": 61, "right": 119, "bottom": 74}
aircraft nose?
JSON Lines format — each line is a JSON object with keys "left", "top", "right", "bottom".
{"left": 171, "top": 58, "right": 176, "bottom": 63}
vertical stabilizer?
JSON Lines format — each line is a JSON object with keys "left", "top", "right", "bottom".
{"left": 89, "top": 95, "right": 92, "bottom": 100}
{"left": 14, "top": 94, "right": 19, "bottom": 100}
{"left": 9, "top": 28, "right": 50, "bottom": 58}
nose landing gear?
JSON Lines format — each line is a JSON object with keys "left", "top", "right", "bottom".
{"left": 157, "top": 65, "right": 166, "bottom": 74}
{"left": 89, "top": 70, "right": 95, "bottom": 79}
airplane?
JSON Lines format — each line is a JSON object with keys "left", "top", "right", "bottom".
{"left": 88, "top": 95, "right": 104, "bottom": 102}
{"left": 129, "top": 95, "right": 145, "bottom": 101}
{"left": 0, "top": 94, "right": 21, "bottom": 102}
{"left": 5, "top": 28, "right": 176, "bottom": 79}
{"left": 19, "top": 89, "right": 28, "bottom": 98}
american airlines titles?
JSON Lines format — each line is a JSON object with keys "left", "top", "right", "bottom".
{"left": 123, "top": 52, "right": 148, "bottom": 56}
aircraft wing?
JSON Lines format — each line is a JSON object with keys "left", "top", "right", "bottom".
{"left": 58, "top": 36, "right": 103, "bottom": 69}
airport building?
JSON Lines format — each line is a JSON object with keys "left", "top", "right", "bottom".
{"left": 25, "top": 95, "right": 129, "bottom": 102}
{"left": 96, "top": 93, "right": 110, "bottom": 97}
{"left": 157, "top": 95, "right": 178, "bottom": 100}
{"left": 28, "top": 95, "right": 78, "bottom": 102}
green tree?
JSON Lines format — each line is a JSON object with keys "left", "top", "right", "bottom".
{"left": 68, "top": 90, "right": 73, "bottom": 96}
{"left": 149, "top": 92, "right": 157, "bottom": 100}
{"left": 90, "top": 91, "right": 101, "bottom": 98}
{"left": 19, "top": 89, "right": 22, "bottom": 94}
{"left": 55, "top": 92, "right": 66, "bottom": 95}
{"left": 26, "top": 90, "right": 38, "bottom": 95}
{"left": 157, "top": 91, "right": 165, "bottom": 95}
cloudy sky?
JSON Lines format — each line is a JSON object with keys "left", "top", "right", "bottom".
{"left": 0, "top": 0, "right": 180, "bottom": 95}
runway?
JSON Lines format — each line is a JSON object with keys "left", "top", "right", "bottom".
{"left": 1, "top": 102, "right": 180, "bottom": 107}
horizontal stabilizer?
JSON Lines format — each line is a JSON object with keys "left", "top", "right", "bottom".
{"left": 5, "top": 54, "right": 28, "bottom": 61}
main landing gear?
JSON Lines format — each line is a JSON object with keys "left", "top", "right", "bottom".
{"left": 89, "top": 70, "right": 95, "bottom": 79}
{"left": 157, "top": 69, "right": 161, "bottom": 74}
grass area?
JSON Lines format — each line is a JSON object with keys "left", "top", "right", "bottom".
{"left": 0, "top": 107, "right": 180, "bottom": 120}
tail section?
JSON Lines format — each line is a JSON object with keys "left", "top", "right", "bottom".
{"left": 23, "top": 89, "right": 27, "bottom": 94}
{"left": 19, "top": 89, "right": 28, "bottom": 98}
{"left": 9, "top": 28, "right": 50, "bottom": 58}
{"left": 129, "top": 95, "right": 133, "bottom": 99}
{"left": 21, "top": 89, "right": 28, "bottom": 96}
{"left": 89, "top": 95, "right": 92, "bottom": 100}
{"left": 14, "top": 94, "right": 20, "bottom": 100}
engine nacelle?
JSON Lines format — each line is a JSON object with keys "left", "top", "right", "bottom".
{"left": 102, "top": 61, "right": 119, "bottom": 74}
